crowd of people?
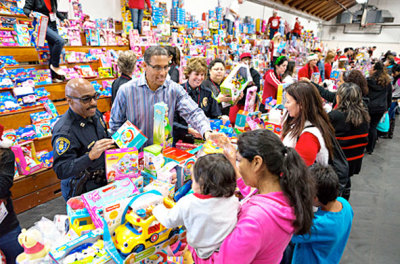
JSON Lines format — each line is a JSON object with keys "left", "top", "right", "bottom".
{"left": 1, "top": 2, "right": 399, "bottom": 263}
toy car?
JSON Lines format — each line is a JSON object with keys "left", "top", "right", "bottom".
{"left": 112, "top": 196, "right": 180, "bottom": 256}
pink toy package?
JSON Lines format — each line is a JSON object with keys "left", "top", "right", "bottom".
{"left": 244, "top": 86, "right": 257, "bottom": 113}
{"left": 105, "top": 147, "right": 140, "bottom": 183}
{"left": 81, "top": 178, "right": 140, "bottom": 228}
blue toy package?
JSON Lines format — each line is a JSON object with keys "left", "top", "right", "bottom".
{"left": 34, "top": 87, "right": 50, "bottom": 99}
{"left": 0, "top": 56, "right": 18, "bottom": 66}
{"left": 0, "top": 92, "right": 21, "bottom": 113}
{"left": 16, "top": 125, "right": 37, "bottom": 142}
{"left": 33, "top": 120, "right": 53, "bottom": 138}
{"left": 37, "top": 151, "right": 53, "bottom": 168}
{"left": 30, "top": 111, "right": 52, "bottom": 123}
{"left": 44, "top": 100, "right": 59, "bottom": 118}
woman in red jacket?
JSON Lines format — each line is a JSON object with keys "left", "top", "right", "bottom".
{"left": 261, "top": 55, "right": 287, "bottom": 112}
{"left": 298, "top": 54, "right": 321, "bottom": 82}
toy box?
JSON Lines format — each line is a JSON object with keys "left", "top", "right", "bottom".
{"left": 143, "top": 179, "right": 175, "bottom": 198}
{"left": 105, "top": 147, "right": 140, "bottom": 182}
{"left": 102, "top": 190, "right": 186, "bottom": 264}
{"left": 75, "top": 65, "right": 97, "bottom": 78}
{"left": 235, "top": 110, "right": 249, "bottom": 130}
{"left": 143, "top": 144, "right": 164, "bottom": 176}
{"left": 2, "top": 129, "right": 17, "bottom": 145}
{"left": 102, "top": 196, "right": 133, "bottom": 234}
{"left": 163, "top": 147, "right": 195, "bottom": 188}
{"left": 33, "top": 120, "right": 53, "bottom": 138}
{"left": 66, "top": 196, "right": 96, "bottom": 237}
{"left": 11, "top": 141, "right": 44, "bottom": 175}
{"left": 13, "top": 24, "right": 31, "bottom": 46}
{"left": 157, "top": 161, "right": 179, "bottom": 184}
{"left": 50, "top": 229, "right": 113, "bottom": 264}
{"left": 220, "top": 63, "right": 252, "bottom": 105}
{"left": 244, "top": 86, "right": 257, "bottom": 113}
{"left": 81, "top": 178, "right": 140, "bottom": 228}
{"left": 31, "top": 12, "right": 48, "bottom": 47}
{"left": 112, "top": 120, "right": 148, "bottom": 149}
{"left": 153, "top": 102, "right": 172, "bottom": 148}
{"left": 98, "top": 67, "right": 113, "bottom": 78}
{"left": 265, "top": 121, "right": 282, "bottom": 135}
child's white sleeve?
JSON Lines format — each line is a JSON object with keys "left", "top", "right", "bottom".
{"left": 152, "top": 197, "right": 188, "bottom": 228}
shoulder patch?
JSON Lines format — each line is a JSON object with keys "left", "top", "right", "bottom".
{"left": 55, "top": 137, "right": 70, "bottom": 155}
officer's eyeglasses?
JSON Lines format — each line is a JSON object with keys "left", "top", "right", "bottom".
{"left": 147, "top": 63, "right": 169, "bottom": 72}
{"left": 67, "top": 92, "right": 100, "bottom": 104}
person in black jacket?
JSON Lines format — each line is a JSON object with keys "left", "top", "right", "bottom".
{"left": 23, "top": 0, "right": 69, "bottom": 82}
{"left": 328, "top": 83, "right": 370, "bottom": 200}
{"left": 173, "top": 58, "right": 221, "bottom": 144}
{"left": 229, "top": 52, "right": 261, "bottom": 125}
{"left": 366, "top": 61, "right": 392, "bottom": 154}
{"left": 0, "top": 125, "right": 24, "bottom": 264}
{"left": 165, "top": 46, "right": 180, "bottom": 83}
{"left": 111, "top": 51, "right": 137, "bottom": 103}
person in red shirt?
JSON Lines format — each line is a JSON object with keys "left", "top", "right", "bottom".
{"left": 261, "top": 55, "right": 288, "bottom": 112}
{"left": 282, "top": 81, "right": 334, "bottom": 166}
{"left": 324, "top": 51, "right": 335, "bottom": 80}
{"left": 298, "top": 54, "right": 321, "bottom": 82}
{"left": 291, "top": 17, "right": 302, "bottom": 39}
{"left": 129, "top": 0, "right": 152, "bottom": 35}
{"left": 267, "top": 9, "right": 280, "bottom": 40}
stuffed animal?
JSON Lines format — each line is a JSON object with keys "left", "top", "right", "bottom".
{"left": 16, "top": 228, "right": 50, "bottom": 262}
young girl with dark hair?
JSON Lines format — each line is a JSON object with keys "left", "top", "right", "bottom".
{"left": 191, "top": 130, "right": 316, "bottom": 263}
{"left": 328, "top": 83, "right": 370, "bottom": 199}
{"left": 366, "top": 61, "right": 392, "bottom": 154}
{"left": 262, "top": 55, "right": 288, "bottom": 112}
{"left": 153, "top": 153, "right": 239, "bottom": 260}
{"left": 282, "top": 81, "right": 334, "bottom": 166}
{"left": 165, "top": 46, "right": 181, "bottom": 83}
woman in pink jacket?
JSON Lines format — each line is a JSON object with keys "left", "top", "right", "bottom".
{"left": 191, "top": 129, "right": 316, "bottom": 264}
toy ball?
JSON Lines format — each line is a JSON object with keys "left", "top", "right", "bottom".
{"left": 67, "top": 197, "right": 85, "bottom": 210}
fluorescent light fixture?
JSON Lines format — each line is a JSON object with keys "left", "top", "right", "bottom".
{"left": 356, "top": 0, "right": 368, "bottom": 3}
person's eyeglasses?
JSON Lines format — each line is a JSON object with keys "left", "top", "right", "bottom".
{"left": 67, "top": 92, "right": 100, "bottom": 104}
{"left": 147, "top": 63, "right": 169, "bottom": 72}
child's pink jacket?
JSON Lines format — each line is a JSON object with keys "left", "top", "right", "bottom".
{"left": 190, "top": 178, "right": 296, "bottom": 264}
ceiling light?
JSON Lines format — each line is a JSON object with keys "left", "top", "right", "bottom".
{"left": 356, "top": 0, "right": 368, "bottom": 3}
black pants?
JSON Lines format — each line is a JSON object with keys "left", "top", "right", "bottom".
{"left": 367, "top": 112, "right": 385, "bottom": 153}
{"left": 341, "top": 177, "right": 351, "bottom": 200}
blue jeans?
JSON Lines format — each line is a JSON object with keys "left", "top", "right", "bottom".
{"left": 45, "top": 26, "right": 64, "bottom": 68}
{"left": 269, "top": 28, "right": 278, "bottom": 39}
{"left": 0, "top": 225, "right": 24, "bottom": 264}
{"left": 130, "top": 8, "right": 144, "bottom": 34}
{"left": 224, "top": 19, "right": 234, "bottom": 35}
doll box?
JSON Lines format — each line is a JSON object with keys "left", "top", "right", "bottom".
{"left": 143, "top": 144, "right": 164, "bottom": 176}
{"left": 81, "top": 178, "right": 140, "bottom": 228}
{"left": 153, "top": 102, "right": 172, "bottom": 148}
{"left": 112, "top": 120, "right": 148, "bottom": 150}
{"left": 220, "top": 63, "right": 252, "bottom": 104}
{"left": 31, "top": 12, "right": 48, "bottom": 47}
{"left": 163, "top": 147, "right": 195, "bottom": 188}
{"left": 105, "top": 147, "right": 140, "bottom": 182}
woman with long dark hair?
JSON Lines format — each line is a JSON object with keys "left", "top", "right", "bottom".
{"left": 329, "top": 83, "right": 370, "bottom": 199}
{"left": 366, "top": 61, "right": 392, "bottom": 154}
{"left": 165, "top": 46, "right": 181, "bottom": 83}
{"left": 262, "top": 55, "right": 288, "bottom": 112}
{"left": 191, "top": 129, "right": 315, "bottom": 263}
{"left": 282, "top": 81, "right": 334, "bottom": 166}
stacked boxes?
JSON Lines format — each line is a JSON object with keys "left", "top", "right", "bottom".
{"left": 171, "top": 7, "right": 185, "bottom": 25}
{"left": 152, "top": 7, "right": 164, "bottom": 26}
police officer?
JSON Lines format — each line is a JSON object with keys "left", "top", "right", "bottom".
{"left": 52, "top": 78, "right": 114, "bottom": 201}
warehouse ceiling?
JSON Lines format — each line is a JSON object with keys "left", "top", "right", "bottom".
{"left": 249, "top": 0, "right": 358, "bottom": 21}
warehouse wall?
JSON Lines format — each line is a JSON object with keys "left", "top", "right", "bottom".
{"left": 321, "top": 0, "right": 400, "bottom": 57}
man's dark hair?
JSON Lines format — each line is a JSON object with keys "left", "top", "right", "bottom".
{"left": 143, "top": 46, "right": 168, "bottom": 64}
{"left": 193, "top": 153, "right": 236, "bottom": 197}
{"left": 310, "top": 164, "right": 339, "bottom": 205}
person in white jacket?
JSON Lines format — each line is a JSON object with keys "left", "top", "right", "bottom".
{"left": 153, "top": 153, "right": 239, "bottom": 259}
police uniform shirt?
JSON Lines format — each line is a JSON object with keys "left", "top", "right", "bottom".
{"left": 173, "top": 82, "right": 221, "bottom": 135}
{"left": 52, "top": 108, "right": 110, "bottom": 182}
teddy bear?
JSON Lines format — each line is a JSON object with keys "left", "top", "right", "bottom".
{"left": 16, "top": 228, "right": 50, "bottom": 263}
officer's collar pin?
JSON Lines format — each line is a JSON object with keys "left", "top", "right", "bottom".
{"left": 80, "top": 122, "right": 85, "bottom": 127}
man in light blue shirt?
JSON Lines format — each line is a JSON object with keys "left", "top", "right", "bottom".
{"left": 110, "top": 46, "right": 212, "bottom": 147}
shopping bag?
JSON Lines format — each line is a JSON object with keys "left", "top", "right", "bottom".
{"left": 377, "top": 112, "right": 390, "bottom": 132}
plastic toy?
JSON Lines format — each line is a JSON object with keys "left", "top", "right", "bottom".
{"left": 16, "top": 228, "right": 50, "bottom": 263}
{"left": 50, "top": 229, "right": 112, "bottom": 264}
{"left": 66, "top": 196, "right": 96, "bottom": 237}
{"left": 153, "top": 102, "right": 172, "bottom": 148}
{"left": 105, "top": 147, "right": 140, "bottom": 182}
{"left": 143, "top": 144, "right": 164, "bottom": 176}
{"left": 112, "top": 120, "right": 148, "bottom": 149}
{"left": 110, "top": 191, "right": 181, "bottom": 257}
{"left": 163, "top": 147, "right": 195, "bottom": 188}
{"left": 81, "top": 178, "right": 140, "bottom": 228}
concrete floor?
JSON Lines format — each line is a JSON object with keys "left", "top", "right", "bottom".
{"left": 17, "top": 119, "right": 400, "bottom": 264}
